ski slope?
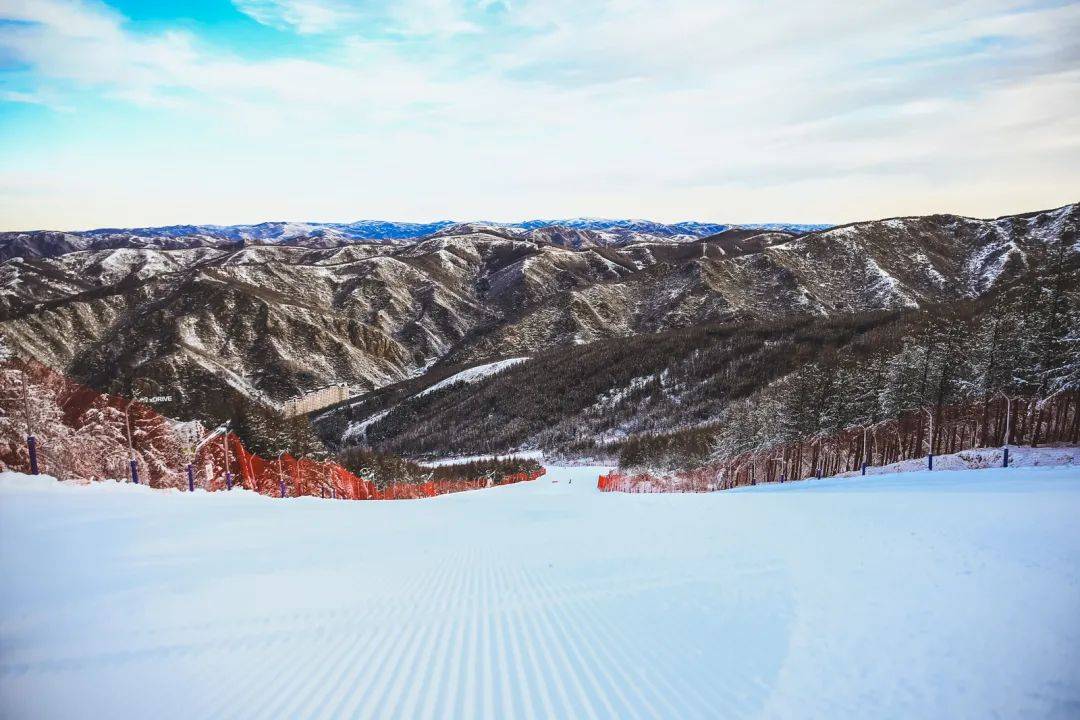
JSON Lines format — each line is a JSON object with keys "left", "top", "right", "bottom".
{"left": 414, "top": 358, "right": 529, "bottom": 398}
{"left": 2, "top": 465, "right": 1079, "bottom": 719}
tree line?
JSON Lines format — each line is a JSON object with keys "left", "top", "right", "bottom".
{"left": 337, "top": 447, "right": 543, "bottom": 491}
{"left": 615, "top": 242, "right": 1080, "bottom": 473}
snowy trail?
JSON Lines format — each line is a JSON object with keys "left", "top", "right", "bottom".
{"left": 2, "top": 465, "right": 1080, "bottom": 719}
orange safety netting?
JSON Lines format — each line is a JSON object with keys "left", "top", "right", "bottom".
{"left": 1, "top": 356, "right": 547, "bottom": 500}
{"left": 197, "top": 434, "right": 546, "bottom": 500}
{"left": 597, "top": 471, "right": 659, "bottom": 493}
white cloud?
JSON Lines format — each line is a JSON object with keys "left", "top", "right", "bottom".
{"left": 233, "top": 0, "right": 357, "bottom": 34}
{"left": 0, "top": 0, "right": 1078, "bottom": 229}
{"left": 0, "top": 0, "right": 119, "bottom": 38}
{"left": 232, "top": 0, "right": 481, "bottom": 36}
{"left": 0, "top": 89, "right": 74, "bottom": 112}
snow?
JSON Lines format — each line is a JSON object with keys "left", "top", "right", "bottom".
{"left": 910, "top": 251, "right": 947, "bottom": 288}
{"left": 2, "top": 464, "right": 1079, "bottom": 719}
{"left": 590, "top": 371, "right": 667, "bottom": 415}
{"left": 819, "top": 224, "right": 861, "bottom": 241}
{"left": 838, "top": 445, "right": 1080, "bottom": 476}
{"left": 276, "top": 222, "right": 320, "bottom": 240}
{"left": 864, "top": 256, "right": 919, "bottom": 308}
{"left": 415, "top": 357, "right": 529, "bottom": 397}
{"left": 91, "top": 248, "right": 182, "bottom": 284}
{"left": 964, "top": 232, "right": 1024, "bottom": 293}
{"left": 1015, "top": 202, "right": 1074, "bottom": 246}
{"left": 342, "top": 408, "right": 391, "bottom": 442}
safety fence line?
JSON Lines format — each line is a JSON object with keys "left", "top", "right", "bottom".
{"left": 597, "top": 393, "right": 1080, "bottom": 493}
{"left": 1, "top": 355, "right": 546, "bottom": 500}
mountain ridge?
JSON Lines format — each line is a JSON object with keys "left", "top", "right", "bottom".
{"left": 1, "top": 202, "right": 1075, "bottom": 453}
{"left": 0, "top": 218, "right": 833, "bottom": 260}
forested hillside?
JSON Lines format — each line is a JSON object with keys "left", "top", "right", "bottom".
{"left": 319, "top": 217, "right": 1079, "bottom": 469}
{"left": 318, "top": 311, "right": 906, "bottom": 456}
{"left": 0, "top": 350, "right": 542, "bottom": 496}
{"left": 2, "top": 203, "right": 1077, "bottom": 467}
{"left": 3, "top": 204, "right": 1074, "bottom": 433}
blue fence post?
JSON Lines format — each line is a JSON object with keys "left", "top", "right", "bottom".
{"left": 225, "top": 472, "right": 233, "bottom": 490}
{"left": 130, "top": 458, "right": 140, "bottom": 484}
{"left": 816, "top": 468, "right": 822, "bottom": 480}
{"left": 1003, "top": 447, "right": 1009, "bottom": 468}
{"left": 928, "top": 453, "right": 933, "bottom": 471}
{"left": 186, "top": 463, "right": 195, "bottom": 492}
{"left": 27, "top": 435, "right": 39, "bottom": 475}
{"left": 861, "top": 462, "right": 867, "bottom": 476}
{"left": 279, "top": 478, "right": 286, "bottom": 498}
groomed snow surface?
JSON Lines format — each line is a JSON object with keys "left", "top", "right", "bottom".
{"left": 2, "top": 463, "right": 1080, "bottom": 719}
{"left": 414, "top": 358, "right": 529, "bottom": 398}
{"left": 837, "top": 444, "right": 1080, "bottom": 476}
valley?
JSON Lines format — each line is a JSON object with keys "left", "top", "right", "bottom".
{"left": 1, "top": 203, "right": 1075, "bottom": 464}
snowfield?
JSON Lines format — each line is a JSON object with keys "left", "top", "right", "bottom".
{"left": 2, "top": 465, "right": 1079, "bottom": 719}
{"left": 414, "top": 357, "right": 529, "bottom": 398}
{"left": 837, "top": 444, "right": 1080, "bottom": 476}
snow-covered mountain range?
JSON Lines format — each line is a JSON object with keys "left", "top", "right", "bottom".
{"left": 0, "top": 218, "right": 831, "bottom": 260}
{"left": 0, "top": 203, "right": 1075, "bottom": 443}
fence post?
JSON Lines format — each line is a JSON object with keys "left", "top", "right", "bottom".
{"left": 130, "top": 458, "right": 140, "bottom": 484}
{"left": 221, "top": 433, "right": 232, "bottom": 490}
{"left": 186, "top": 463, "right": 194, "bottom": 492}
{"left": 1001, "top": 394, "right": 1013, "bottom": 468}
{"left": 925, "top": 408, "right": 935, "bottom": 471}
{"left": 27, "top": 435, "right": 39, "bottom": 475}
{"left": 278, "top": 453, "right": 286, "bottom": 497}
{"left": 861, "top": 462, "right": 866, "bottom": 476}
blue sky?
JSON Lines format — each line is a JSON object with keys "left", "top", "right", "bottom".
{"left": 1, "top": 0, "right": 1078, "bottom": 230}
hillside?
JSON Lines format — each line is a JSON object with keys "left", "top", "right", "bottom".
{"left": 0, "top": 218, "right": 831, "bottom": 260}
{"left": 318, "top": 202, "right": 1078, "bottom": 458}
{"left": 1, "top": 203, "right": 1076, "bottom": 453}
{"left": 319, "top": 312, "right": 905, "bottom": 456}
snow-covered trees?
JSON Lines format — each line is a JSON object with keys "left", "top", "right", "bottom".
{"left": 1051, "top": 321, "right": 1080, "bottom": 397}
{"left": 222, "top": 395, "right": 324, "bottom": 459}
{"left": 57, "top": 401, "right": 129, "bottom": 481}
{"left": 0, "top": 358, "right": 179, "bottom": 483}
{"left": 616, "top": 285, "right": 1080, "bottom": 474}
{"left": 0, "top": 358, "right": 68, "bottom": 475}
{"left": 0, "top": 353, "right": 543, "bottom": 500}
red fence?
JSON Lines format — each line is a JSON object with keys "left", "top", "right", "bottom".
{"left": 220, "top": 442, "right": 546, "bottom": 500}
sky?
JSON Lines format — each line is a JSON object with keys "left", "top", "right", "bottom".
{"left": 0, "top": 0, "right": 1078, "bottom": 230}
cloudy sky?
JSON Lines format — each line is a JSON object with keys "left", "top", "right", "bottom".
{"left": 0, "top": 0, "right": 1077, "bottom": 230}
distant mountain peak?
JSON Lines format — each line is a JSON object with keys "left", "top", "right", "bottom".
{"left": 0, "top": 217, "right": 834, "bottom": 259}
